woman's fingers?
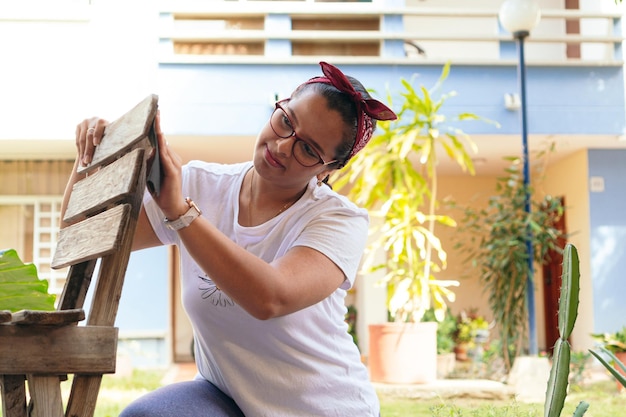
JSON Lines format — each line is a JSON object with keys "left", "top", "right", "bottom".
{"left": 76, "top": 117, "right": 108, "bottom": 166}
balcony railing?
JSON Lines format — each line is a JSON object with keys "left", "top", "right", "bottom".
{"left": 159, "top": 1, "right": 624, "bottom": 66}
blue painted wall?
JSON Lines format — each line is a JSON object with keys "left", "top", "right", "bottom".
{"left": 157, "top": 64, "right": 626, "bottom": 137}
{"left": 589, "top": 149, "right": 626, "bottom": 333}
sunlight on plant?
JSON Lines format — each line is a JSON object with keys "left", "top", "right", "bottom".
{"left": 333, "top": 62, "right": 497, "bottom": 323}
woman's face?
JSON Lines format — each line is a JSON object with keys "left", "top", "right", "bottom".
{"left": 253, "top": 90, "right": 347, "bottom": 188}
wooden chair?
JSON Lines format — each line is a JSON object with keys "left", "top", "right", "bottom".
{"left": 0, "top": 94, "right": 159, "bottom": 417}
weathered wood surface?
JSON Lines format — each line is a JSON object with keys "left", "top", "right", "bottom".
{"left": 64, "top": 147, "right": 145, "bottom": 224}
{"left": 27, "top": 376, "right": 64, "bottom": 417}
{"left": 51, "top": 203, "right": 130, "bottom": 269}
{"left": 56, "top": 260, "right": 97, "bottom": 311}
{"left": 0, "top": 325, "right": 117, "bottom": 374}
{"left": 66, "top": 374, "right": 103, "bottom": 417}
{"left": 9, "top": 309, "right": 84, "bottom": 325}
{"left": 77, "top": 94, "right": 158, "bottom": 174}
{"left": 0, "top": 94, "right": 158, "bottom": 417}
{"left": 0, "top": 375, "right": 27, "bottom": 417}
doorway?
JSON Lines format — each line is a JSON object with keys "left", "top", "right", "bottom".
{"left": 541, "top": 196, "right": 567, "bottom": 354}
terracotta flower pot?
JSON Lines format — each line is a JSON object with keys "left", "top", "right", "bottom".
{"left": 368, "top": 322, "right": 438, "bottom": 384}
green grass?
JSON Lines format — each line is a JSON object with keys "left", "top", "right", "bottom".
{"left": 92, "top": 370, "right": 165, "bottom": 417}
{"left": 379, "top": 380, "right": 624, "bottom": 416}
{"left": 84, "top": 371, "right": 624, "bottom": 417}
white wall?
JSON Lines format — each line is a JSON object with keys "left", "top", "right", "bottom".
{"left": 0, "top": 0, "right": 159, "bottom": 141}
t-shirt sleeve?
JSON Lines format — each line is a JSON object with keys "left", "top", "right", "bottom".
{"left": 143, "top": 190, "right": 179, "bottom": 246}
{"left": 293, "top": 205, "right": 369, "bottom": 290}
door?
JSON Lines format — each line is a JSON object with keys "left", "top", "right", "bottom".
{"left": 542, "top": 197, "right": 567, "bottom": 354}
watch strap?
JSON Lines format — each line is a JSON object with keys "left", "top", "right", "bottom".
{"left": 164, "top": 197, "right": 202, "bottom": 231}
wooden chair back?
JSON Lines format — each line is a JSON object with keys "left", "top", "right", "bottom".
{"left": 0, "top": 94, "right": 158, "bottom": 417}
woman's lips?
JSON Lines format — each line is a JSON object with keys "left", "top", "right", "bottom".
{"left": 264, "top": 145, "right": 284, "bottom": 168}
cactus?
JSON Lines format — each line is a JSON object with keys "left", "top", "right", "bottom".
{"left": 544, "top": 243, "right": 585, "bottom": 417}
{"left": 543, "top": 243, "right": 626, "bottom": 416}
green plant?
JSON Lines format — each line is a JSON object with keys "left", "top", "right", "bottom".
{"left": 590, "top": 326, "right": 626, "bottom": 354}
{"left": 423, "top": 307, "right": 457, "bottom": 354}
{"left": 454, "top": 156, "right": 564, "bottom": 369}
{"left": 345, "top": 305, "right": 359, "bottom": 348}
{"left": 454, "top": 309, "right": 489, "bottom": 345}
{"left": 544, "top": 243, "right": 625, "bottom": 417}
{"left": 0, "top": 248, "right": 56, "bottom": 312}
{"left": 333, "top": 62, "right": 494, "bottom": 323}
{"left": 568, "top": 350, "right": 591, "bottom": 388}
{"left": 589, "top": 348, "right": 626, "bottom": 390}
{"left": 544, "top": 243, "right": 589, "bottom": 417}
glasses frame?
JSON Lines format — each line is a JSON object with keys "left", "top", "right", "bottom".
{"left": 270, "top": 100, "right": 338, "bottom": 168}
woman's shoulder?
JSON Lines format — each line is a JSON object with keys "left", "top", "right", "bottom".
{"left": 309, "top": 181, "right": 368, "bottom": 220}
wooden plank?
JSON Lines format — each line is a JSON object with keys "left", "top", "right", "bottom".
{"left": 64, "top": 148, "right": 145, "bottom": 224}
{"left": 9, "top": 309, "right": 84, "bottom": 325}
{"left": 77, "top": 94, "right": 158, "bottom": 174}
{"left": 56, "top": 259, "right": 97, "bottom": 311}
{"left": 85, "top": 151, "right": 147, "bottom": 328}
{"left": 0, "top": 309, "right": 11, "bottom": 323}
{"left": 65, "top": 375, "right": 103, "bottom": 417}
{"left": 27, "top": 376, "right": 64, "bottom": 417}
{"left": 51, "top": 204, "right": 131, "bottom": 269}
{"left": 0, "top": 325, "right": 117, "bottom": 374}
{"left": 0, "top": 375, "right": 27, "bottom": 417}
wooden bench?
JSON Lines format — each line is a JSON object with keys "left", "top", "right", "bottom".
{"left": 0, "top": 94, "right": 159, "bottom": 417}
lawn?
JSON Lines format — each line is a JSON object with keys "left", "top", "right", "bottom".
{"left": 379, "top": 380, "right": 624, "bottom": 416}
{"left": 85, "top": 370, "right": 624, "bottom": 417}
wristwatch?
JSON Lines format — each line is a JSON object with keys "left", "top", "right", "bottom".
{"left": 164, "top": 197, "right": 202, "bottom": 231}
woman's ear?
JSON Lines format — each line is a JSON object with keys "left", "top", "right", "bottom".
{"left": 316, "top": 172, "right": 330, "bottom": 183}
{"left": 316, "top": 173, "right": 331, "bottom": 188}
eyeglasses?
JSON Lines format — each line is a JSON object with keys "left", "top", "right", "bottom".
{"left": 269, "top": 101, "right": 338, "bottom": 167}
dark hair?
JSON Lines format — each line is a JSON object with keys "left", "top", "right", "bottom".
{"left": 292, "top": 77, "right": 377, "bottom": 169}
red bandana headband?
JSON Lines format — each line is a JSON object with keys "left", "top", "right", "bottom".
{"left": 303, "top": 61, "right": 397, "bottom": 159}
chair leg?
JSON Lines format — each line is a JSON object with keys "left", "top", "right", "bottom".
{"left": 27, "top": 375, "right": 64, "bottom": 417}
{"left": 65, "top": 374, "right": 103, "bottom": 417}
{"left": 0, "top": 375, "right": 28, "bottom": 417}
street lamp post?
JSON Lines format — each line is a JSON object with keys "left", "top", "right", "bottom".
{"left": 499, "top": 0, "right": 541, "bottom": 356}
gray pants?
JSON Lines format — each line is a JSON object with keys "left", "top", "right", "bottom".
{"left": 119, "top": 379, "right": 245, "bottom": 417}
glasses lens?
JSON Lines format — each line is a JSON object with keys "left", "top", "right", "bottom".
{"left": 270, "top": 107, "right": 293, "bottom": 138}
{"left": 293, "top": 139, "right": 322, "bottom": 167}
{"left": 270, "top": 103, "right": 324, "bottom": 167}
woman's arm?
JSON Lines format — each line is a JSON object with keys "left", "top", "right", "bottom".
{"left": 150, "top": 114, "right": 349, "bottom": 320}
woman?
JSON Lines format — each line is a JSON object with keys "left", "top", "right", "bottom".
{"left": 67, "top": 62, "right": 396, "bottom": 416}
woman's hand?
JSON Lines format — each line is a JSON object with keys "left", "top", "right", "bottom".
{"left": 75, "top": 117, "right": 108, "bottom": 166}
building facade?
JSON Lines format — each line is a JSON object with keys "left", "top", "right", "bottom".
{"left": 1, "top": 0, "right": 625, "bottom": 367}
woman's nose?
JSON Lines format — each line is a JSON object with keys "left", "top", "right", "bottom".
{"left": 275, "top": 136, "right": 295, "bottom": 157}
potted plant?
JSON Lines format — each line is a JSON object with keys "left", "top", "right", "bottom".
{"left": 453, "top": 155, "right": 565, "bottom": 371}
{"left": 453, "top": 310, "right": 490, "bottom": 362}
{"left": 333, "top": 63, "right": 492, "bottom": 383}
{"left": 591, "top": 326, "right": 626, "bottom": 355}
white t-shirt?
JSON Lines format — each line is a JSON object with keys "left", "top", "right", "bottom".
{"left": 144, "top": 160, "right": 380, "bottom": 417}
